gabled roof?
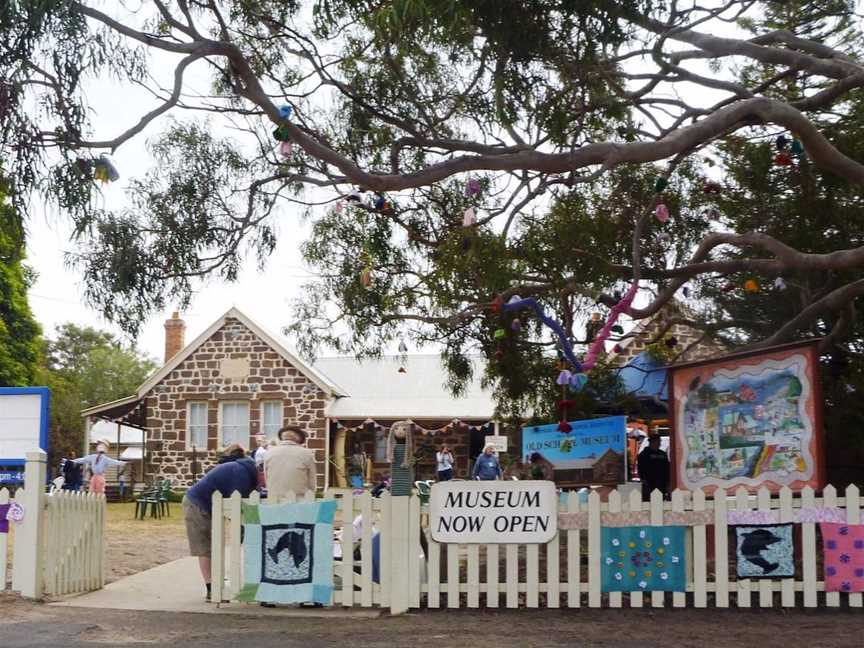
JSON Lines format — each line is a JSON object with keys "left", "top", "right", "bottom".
{"left": 83, "top": 307, "right": 345, "bottom": 419}
{"left": 137, "top": 307, "right": 345, "bottom": 398}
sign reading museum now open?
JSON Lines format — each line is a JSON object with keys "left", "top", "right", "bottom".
{"left": 430, "top": 481, "right": 558, "bottom": 544}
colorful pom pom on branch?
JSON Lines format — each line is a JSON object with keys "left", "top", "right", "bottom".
{"left": 569, "top": 372, "right": 588, "bottom": 392}
{"left": 790, "top": 139, "right": 804, "bottom": 156}
{"left": 465, "top": 178, "right": 482, "bottom": 196}
{"left": 93, "top": 154, "right": 119, "bottom": 183}
{"left": 774, "top": 152, "right": 793, "bottom": 166}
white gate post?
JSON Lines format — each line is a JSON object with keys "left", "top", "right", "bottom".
{"left": 12, "top": 450, "right": 46, "bottom": 599}
{"left": 389, "top": 496, "right": 411, "bottom": 615}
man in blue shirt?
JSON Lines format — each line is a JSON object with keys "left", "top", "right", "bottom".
{"left": 183, "top": 444, "right": 258, "bottom": 601}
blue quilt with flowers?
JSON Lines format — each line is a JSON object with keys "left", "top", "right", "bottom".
{"left": 601, "top": 525, "right": 686, "bottom": 592}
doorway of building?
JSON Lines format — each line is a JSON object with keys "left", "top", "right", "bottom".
{"left": 468, "top": 426, "right": 486, "bottom": 467}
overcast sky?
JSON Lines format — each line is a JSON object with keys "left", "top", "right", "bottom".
{"left": 25, "top": 43, "right": 322, "bottom": 364}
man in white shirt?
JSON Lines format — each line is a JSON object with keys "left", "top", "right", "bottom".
{"left": 264, "top": 426, "right": 317, "bottom": 500}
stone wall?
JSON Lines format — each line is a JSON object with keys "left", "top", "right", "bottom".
{"left": 144, "top": 317, "right": 329, "bottom": 489}
{"left": 611, "top": 304, "right": 727, "bottom": 365}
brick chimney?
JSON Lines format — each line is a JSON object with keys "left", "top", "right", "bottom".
{"left": 164, "top": 311, "right": 186, "bottom": 363}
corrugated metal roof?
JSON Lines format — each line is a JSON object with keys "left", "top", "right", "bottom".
{"left": 313, "top": 355, "right": 496, "bottom": 420}
{"left": 89, "top": 420, "right": 145, "bottom": 445}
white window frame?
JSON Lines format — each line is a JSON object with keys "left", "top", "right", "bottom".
{"left": 374, "top": 425, "right": 387, "bottom": 462}
{"left": 186, "top": 401, "right": 209, "bottom": 450}
{"left": 260, "top": 400, "right": 283, "bottom": 440}
{"left": 219, "top": 401, "right": 250, "bottom": 448}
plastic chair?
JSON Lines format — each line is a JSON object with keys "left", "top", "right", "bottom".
{"left": 414, "top": 480, "right": 432, "bottom": 505}
{"left": 48, "top": 476, "right": 65, "bottom": 495}
{"left": 158, "top": 479, "right": 173, "bottom": 517}
{"left": 135, "top": 486, "right": 162, "bottom": 520}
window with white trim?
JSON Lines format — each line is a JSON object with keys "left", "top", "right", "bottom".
{"left": 187, "top": 402, "right": 209, "bottom": 449}
{"left": 220, "top": 401, "right": 250, "bottom": 447}
{"left": 261, "top": 401, "right": 283, "bottom": 439}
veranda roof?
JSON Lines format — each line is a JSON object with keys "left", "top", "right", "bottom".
{"left": 313, "top": 355, "right": 496, "bottom": 420}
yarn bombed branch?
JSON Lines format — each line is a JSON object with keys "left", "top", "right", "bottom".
{"left": 4, "top": 1, "right": 864, "bottom": 363}
{"left": 582, "top": 283, "right": 638, "bottom": 371}
{"left": 501, "top": 283, "right": 637, "bottom": 373}
{"left": 501, "top": 297, "right": 584, "bottom": 371}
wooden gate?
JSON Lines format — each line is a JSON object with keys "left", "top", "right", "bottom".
{"left": 42, "top": 491, "right": 106, "bottom": 596}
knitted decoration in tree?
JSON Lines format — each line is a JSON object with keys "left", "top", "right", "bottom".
{"left": 465, "top": 178, "right": 482, "bottom": 196}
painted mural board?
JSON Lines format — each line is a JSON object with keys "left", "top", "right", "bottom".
{"left": 669, "top": 341, "right": 824, "bottom": 493}
{"left": 521, "top": 415, "right": 627, "bottom": 485}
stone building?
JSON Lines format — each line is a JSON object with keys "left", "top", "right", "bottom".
{"left": 82, "top": 308, "right": 497, "bottom": 489}
{"left": 608, "top": 302, "right": 727, "bottom": 366}
{"left": 81, "top": 304, "right": 726, "bottom": 490}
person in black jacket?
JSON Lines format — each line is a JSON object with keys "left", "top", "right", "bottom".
{"left": 62, "top": 452, "right": 84, "bottom": 491}
{"left": 637, "top": 435, "right": 670, "bottom": 501}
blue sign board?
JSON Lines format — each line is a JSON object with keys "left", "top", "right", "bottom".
{"left": 522, "top": 416, "right": 627, "bottom": 482}
{"left": 0, "top": 469, "right": 25, "bottom": 484}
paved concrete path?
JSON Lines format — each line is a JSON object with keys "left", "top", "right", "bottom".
{"left": 49, "top": 556, "right": 378, "bottom": 617}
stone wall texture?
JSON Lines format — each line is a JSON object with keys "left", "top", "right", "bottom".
{"left": 144, "top": 317, "right": 328, "bottom": 489}
{"left": 611, "top": 304, "right": 727, "bottom": 365}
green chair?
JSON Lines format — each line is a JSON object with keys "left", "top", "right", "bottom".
{"left": 414, "top": 480, "right": 433, "bottom": 505}
{"left": 135, "top": 486, "right": 161, "bottom": 520}
{"left": 157, "top": 479, "right": 173, "bottom": 517}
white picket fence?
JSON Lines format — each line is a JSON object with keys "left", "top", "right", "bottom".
{"left": 1, "top": 452, "right": 105, "bottom": 598}
{"left": 211, "top": 489, "right": 410, "bottom": 606}
{"left": 428, "top": 485, "right": 862, "bottom": 610}
{"left": 213, "top": 484, "right": 863, "bottom": 611}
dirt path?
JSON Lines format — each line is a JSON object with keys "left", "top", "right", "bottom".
{"left": 103, "top": 502, "right": 187, "bottom": 583}
{"left": 0, "top": 595, "right": 861, "bottom": 648}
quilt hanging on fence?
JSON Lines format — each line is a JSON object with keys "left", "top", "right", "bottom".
{"left": 601, "top": 525, "right": 686, "bottom": 592}
{"left": 236, "top": 499, "right": 338, "bottom": 605}
{"left": 733, "top": 523, "right": 794, "bottom": 579}
{"left": 820, "top": 523, "right": 864, "bottom": 593}
{"left": 0, "top": 503, "right": 9, "bottom": 533}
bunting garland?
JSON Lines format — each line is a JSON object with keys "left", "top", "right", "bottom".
{"left": 332, "top": 417, "right": 494, "bottom": 436}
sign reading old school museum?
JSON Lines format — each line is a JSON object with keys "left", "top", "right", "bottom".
{"left": 430, "top": 481, "right": 557, "bottom": 544}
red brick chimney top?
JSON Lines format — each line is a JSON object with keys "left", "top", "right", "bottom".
{"left": 164, "top": 311, "right": 186, "bottom": 363}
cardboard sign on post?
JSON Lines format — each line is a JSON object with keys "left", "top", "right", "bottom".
{"left": 430, "top": 480, "right": 557, "bottom": 544}
{"left": 484, "top": 435, "right": 508, "bottom": 452}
